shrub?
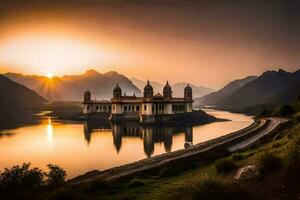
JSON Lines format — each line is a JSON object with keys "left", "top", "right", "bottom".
{"left": 46, "top": 164, "right": 67, "bottom": 188}
{"left": 0, "top": 163, "right": 45, "bottom": 192}
{"left": 216, "top": 160, "right": 237, "bottom": 174}
{"left": 232, "top": 153, "right": 246, "bottom": 161}
{"left": 258, "top": 152, "right": 282, "bottom": 172}
{"left": 273, "top": 105, "right": 294, "bottom": 117}
{"left": 127, "top": 178, "right": 146, "bottom": 188}
{"left": 47, "top": 187, "right": 79, "bottom": 200}
{"left": 190, "top": 178, "right": 248, "bottom": 200}
{"left": 88, "top": 180, "right": 109, "bottom": 192}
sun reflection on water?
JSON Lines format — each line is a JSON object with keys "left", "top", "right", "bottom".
{"left": 46, "top": 118, "right": 53, "bottom": 145}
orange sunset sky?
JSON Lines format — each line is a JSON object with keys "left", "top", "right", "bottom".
{"left": 0, "top": 0, "right": 299, "bottom": 88}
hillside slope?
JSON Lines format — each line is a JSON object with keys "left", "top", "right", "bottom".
{"left": 194, "top": 76, "right": 257, "bottom": 107}
{"left": 218, "top": 69, "right": 300, "bottom": 113}
{"left": 0, "top": 75, "right": 46, "bottom": 110}
{"left": 0, "top": 75, "right": 46, "bottom": 129}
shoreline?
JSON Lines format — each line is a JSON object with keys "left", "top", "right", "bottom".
{"left": 69, "top": 117, "right": 288, "bottom": 185}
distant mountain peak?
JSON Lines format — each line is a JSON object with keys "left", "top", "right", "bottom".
{"left": 84, "top": 69, "right": 101, "bottom": 76}
{"left": 278, "top": 68, "right": 287, "bottom": 73}
{"left": 104, "top": 71, "right": 119, "bottom": 76}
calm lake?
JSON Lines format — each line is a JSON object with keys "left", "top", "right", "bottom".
{"left": 0, "top": 109, "right": 253, "bottom": 178}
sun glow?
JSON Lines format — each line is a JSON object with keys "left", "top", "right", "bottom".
{"left": 46, "top": 72, "right": 54, "bottom": 79}
{"left": 0, "top": 29, "right": 111, "bottom": 76}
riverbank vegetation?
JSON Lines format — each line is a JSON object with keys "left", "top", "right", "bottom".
{"left": 0, "top": 163, "right": 66, "bottom": 200}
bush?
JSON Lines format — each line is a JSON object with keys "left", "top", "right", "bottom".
{"left": 0, "top": 163, "right": 66, "bottom": 196}
{"left": 47, "top": 187, "right": 79, "bottom": 200}
{"left": 232, "top": 153, "right": 246, "bottom": 161}
{"left": 127, "top": 178, "right": 146, "bottom": 188}
{"left": 216, "top": 160, "right": 237, "bottom": 174}
{"left": 88, "top": 180, "right": 109, "bottom": 192}
{"left": 46, "top": 164, "right": 67, "bottom": 188}
{"left": 0, "top": 163, "right": 45, "bottom": 192}
{"left": 258, "top": 152, "right": 282, "bottom": 172}
{"left": 189, "top": 178, "right": 249, "bottom": 200}
{"left": 273, "top": 105, "right": 294, "bottom": 117}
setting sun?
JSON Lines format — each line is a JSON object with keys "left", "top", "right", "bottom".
{"left": 46, "top": 72, "right": 54, "bottom": 79}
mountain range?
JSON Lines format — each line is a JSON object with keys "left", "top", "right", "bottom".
{"left": 195, "top": 69, "right": 300, "bottom": 115}
{"left": 4, "top": 70, "right": 141, "bottom": 102}
{"left": 131, "top": 78, "right": 214, "bottom": 98}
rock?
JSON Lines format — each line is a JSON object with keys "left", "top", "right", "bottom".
{"left": 234, "top": 165, "right": 261, "bottom": 181}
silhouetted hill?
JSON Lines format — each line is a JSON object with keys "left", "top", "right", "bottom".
{"left": 131, "top": 78, "right": 213, "bottom": 98}
{"left": 0, "top": 75, "right": 46, "bottom": 129}
{"left": 0, "top": 74, "right": 46, "bottom": 110}
{"left": 194, "top": 76, "right": 257, "bottom": 107}
{"left": 217, "top": 69, "right": 300, "bottom": 114}
{"left": 5, "top": 70, "right": 141, "bottom": 102}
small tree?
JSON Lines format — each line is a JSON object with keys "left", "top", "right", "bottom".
{"left": 278, "top": 105, "right": 294, "bottom": 116}
{"left": 0, "top": 163, "right": 45, "bottom": 191}
{"left": 46, "top": 164, "right": 67, "bottom": 188}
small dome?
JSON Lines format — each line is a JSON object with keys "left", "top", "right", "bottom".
{"left": 144, "top": 80, "right": 153, "bottom": 92}
{"left": 113, "top": 83, "right": 122, "bottom": 93}
{"left": 163, "top": 81, "right": 172, "bottom": 93}
{"left": 184, "top": 83, "right": 192, "bottom": 92}
{"left": 84, "top": 90, "right": 91, "bottom": 95}
{"left": 154, "top": 92, "right": 162, "bottom": 97}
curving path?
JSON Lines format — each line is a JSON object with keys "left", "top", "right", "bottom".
{"left": 227, "top": 118, "right": 290, "bottom": 152}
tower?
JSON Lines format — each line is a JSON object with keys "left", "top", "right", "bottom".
{"left": 163, "top": 81, "right": 172, "bottom": 98}
{"left": 84, "top": 90, "right": 91, "bottom": 102}
{"left": 184, "top": 84, "right": 192, "bottom": 100}
{"left": 143, "top": 80, "right": 154, "bottom": 98}
{"left": 113, "top": 83, "right": 122, "bottom": 99}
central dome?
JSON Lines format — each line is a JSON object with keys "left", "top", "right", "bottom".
{"left": 113, "top": 83, "right": 122, "bottom": 93}
{"left": 163, "top": 81, "right": 172, "bottom": 98}
{"left": 184, "top": 83, "right": 192, "bottom": 92}
{"left": 143, "top": 80, "right": 154, "bottom": 98}
{"left": 144, "top": 80, "right": 153, "bottom": 92}
{"left": 163, "top": 81, "right": 172, "bottom": 93}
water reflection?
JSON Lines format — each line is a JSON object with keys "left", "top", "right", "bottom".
{"left": 46, "top": 118, "right": 53, "bottom": 145}
{"left": 83, "top": 120, "right": 194, "bottom": 157}
{"left": 0, "top": 109, "right": 254, "bottom": 178}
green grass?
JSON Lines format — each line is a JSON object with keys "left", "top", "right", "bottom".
{"left": 215, "top": 160, "right": 237, "bottom": 174}
{"left": 257, "top": 152, "right": 282, "bottom": 172}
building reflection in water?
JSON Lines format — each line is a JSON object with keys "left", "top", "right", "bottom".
{"left": 83, "top": 120, "right": 193, "bottom": 157}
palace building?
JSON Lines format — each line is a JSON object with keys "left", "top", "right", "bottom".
{"left": 82, "top": 81, "right": 193, "bottom": 123}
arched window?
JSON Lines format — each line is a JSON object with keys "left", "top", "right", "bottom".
{"left": 124, "top": 106, "right": 127, "bottom": 112}
{"left": 136, "top": 105, "right": 140, "bottom": 111}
